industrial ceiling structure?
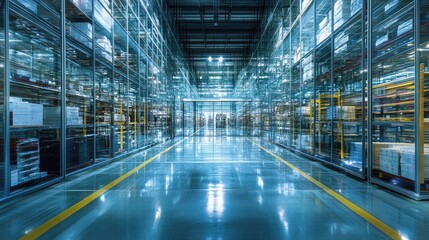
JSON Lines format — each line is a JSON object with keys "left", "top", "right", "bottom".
{"left": 166, "top": 0, "right": 268, "bottom": 98}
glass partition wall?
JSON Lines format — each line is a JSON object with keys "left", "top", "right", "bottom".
{"left": 236, "top": 0, "right": 429, "bottom": 199}
{"left": 368, "top": 0, "right": 429, "bottom": 199}
{"left": 0, "top": 0, "right": 194, "bottom": 199}
{"left": 236, "top": 0, "right": 367, "bottom": 178}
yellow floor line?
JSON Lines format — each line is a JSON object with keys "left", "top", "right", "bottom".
{"left": 248, "top": 139, "right": 403, "bottom": 240}
{"left": 20, "top": 138, "right": 186, "bottom": 240}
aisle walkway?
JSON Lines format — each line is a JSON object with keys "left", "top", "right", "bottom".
{"left": 1, "top": 137, "right": 429, "bottom": 239}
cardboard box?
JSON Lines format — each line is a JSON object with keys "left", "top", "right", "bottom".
{"left": 44, "top": 107, "right": 81, "bottom": 126}
{"left": 380, "top": 148, "right": 400, "bottom": 175}
{"left": 10, "top": 102, "right": 43, "bottom": 126}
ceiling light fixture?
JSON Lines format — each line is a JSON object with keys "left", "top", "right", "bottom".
{"left": 208, "top": 56, "right": 213, "bottom": 62}
{"left": 218, "top": 56, "right": 223, "bottom": 63}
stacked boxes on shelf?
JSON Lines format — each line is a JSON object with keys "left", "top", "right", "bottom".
{"left": 327, "top": 106, "right": 337, "bottom": 120}
{"left": 373, "top": 144, "right": 429, "bottom": 180}
{"left": 338, "top": 106, "right": 356, "bottom": 120}
{"left": 317, "top": 10, "right": 332, "bottom": 44}
{"left": 350, "top": 0, "right": 362, "bottom": 16}
{"left": 334, "top": 0, "right": 351, "bottom": 30}
{"left": 10, "top": 100, "right": 43, "bottom": 126}
{"left": 96, "top": 36, "right": 113, "bottom": 62}
{"left": 302, "top": 56, "right": 314, "bottom": 83}
{"left": 70, "top": 22, "right": 93, "bottom": 48}
{"left": 296, "top": 106, "right": 310, "bottom": 116}
{"left": 327, "top": 106, "right": 356, "bottom": 120}
{"left": 379, "top": 147, "right": 401, "bottom": 175}
{"left": 349, "top": 142, "right": 409, "bottom": 169}
{"left": 44, "top": 106, "right": 82, "bottom": 126}
{"left": 10, "top": 138, "right": 43, "bottom": 186}
{"left": 71, "top": 0, "right": 92, "bottom": 13}
{"left": 66, "top": 107, "right": 82, "bottom": 125}
{"left": 349, "top": 142, "right": 364, "bottom": 164}
{"left": 400, "top": 148, "right": 429, "bottom": 180}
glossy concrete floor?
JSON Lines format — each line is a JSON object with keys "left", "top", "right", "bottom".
{"left": 1, "top": 137, "right": 429, "bottom": 239}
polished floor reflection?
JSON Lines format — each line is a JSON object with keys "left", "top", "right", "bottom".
{"left": 1, "top": 137, "right": 429, "bottom": 239}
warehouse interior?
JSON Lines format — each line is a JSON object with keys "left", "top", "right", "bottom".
{"left": 1, "top": 0, "right": 429, "bottom": 239}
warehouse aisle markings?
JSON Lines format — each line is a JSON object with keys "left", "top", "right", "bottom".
{"left": 20, "top": 136, "right": 403, "bottom": 240}
{"left": 19, "top": 137, "right": 188, "bottom": 240}
{"left": 248, "top": 138, "right": 403, "bottom": 240}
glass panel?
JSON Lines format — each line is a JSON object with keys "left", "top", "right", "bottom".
{"left": 419, "top": 0, "right": 429, "bottom": 192}
{"left": 139, "top": 55, "right": 148, "bottom": 147}
{"left": 316, "top": 0, "right": 332, "bottom": 45}
{"left": 94, "top": 3, "right": 113, "bottom": 161}
{"left": 128, "top": 71, "right": 139, "bottom": 150}
{"left": 315, "top": 42, "right": 332, "bottom": 160}
{"left": 0, "top": 3, "right": 5, "bottom": 197}
{"left": 333, "top": 15, "right": 364, "bottom": 172}
{"left": 65, "top": 4, "right": 95, "bottom": 174}
{"left": 302, "top": 3, "right": 315, "bottom": 56}
{"left": 95, "top": 62, "right": 112, "bottom": 161}
{"left": 334, "top": 0, "right": 352, "bottom": 31}
{"left": 300, "top": 54, "right": 314, "bottom": 154}
{"left": 291, "top": 0, "right": 300, "bottom": 23}
{"left": 65, "top": 44, "right": 94, "bottom": 173}
{"left": 281, "top": 36, "right": 292, "bottom": 147}
{"left": 291, "top": 61, "right": 301, "bottom": 149}
{"left": 113, "top": 0, "right": 126, "bottom": 29}
{"left": 128, "top": 0, "right": 138, "bottom": 43}
{"left": 371, "top": 2, "right": 415, "bottom": 190}
{"left": 9, "top": 11, "right": 61, "bottom": 191}
{"left": 113, "top": 72, "right": 127, "bottom": 154}
{"left": 183, "top": 102, "right": 194, "bottom": 136}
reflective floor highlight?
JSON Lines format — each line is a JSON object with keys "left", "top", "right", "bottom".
{"left": 1, "top": 137, "right": 429, "bottom": 239}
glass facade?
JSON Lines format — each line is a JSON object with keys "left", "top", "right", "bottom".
{"left": 0, "top": 0, "right": 194, "bottom": 198}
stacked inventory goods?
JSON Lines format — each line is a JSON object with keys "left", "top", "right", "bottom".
{"left": 10, "top": 138, "right": 43, "bottom": 186}
{"left": 400, "top": 147, "right": 429, "bottom": 180}
{"left": 349, "top": 142, "right": 411, "bottom": 169}
{"left": 379, "top": 147, "right": 401, "bottom": 175}
{"left": 96, "top": 36, "right": 113, "bottom": 62}
{"left": 351, "top": 0, "right": 362, "bottom": 16}
{"left": 337, "top": 106, "right": 356, "bottom": 120}
{"left": 317, "top": 10, "right": 332, "bottom": 44}
{"left": 327, "top": 106, "right": 356, "bottom": 120}
{"left": 327, "top": 106, "right": 337, "bottom": 120}
{"left": 349, "top": 142, "right": 364, "bottom": 164}
{"left": 44, "top": 107, "right": 82, "bottom": 126}
{"left": 334, "top": 0, "right": 351, "bottom": 30}
{"left": 70, "top": 22, "right": 93, "bottom": 48}
{"left": 10, "top": 101, "right": 43, "bottom": 126}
